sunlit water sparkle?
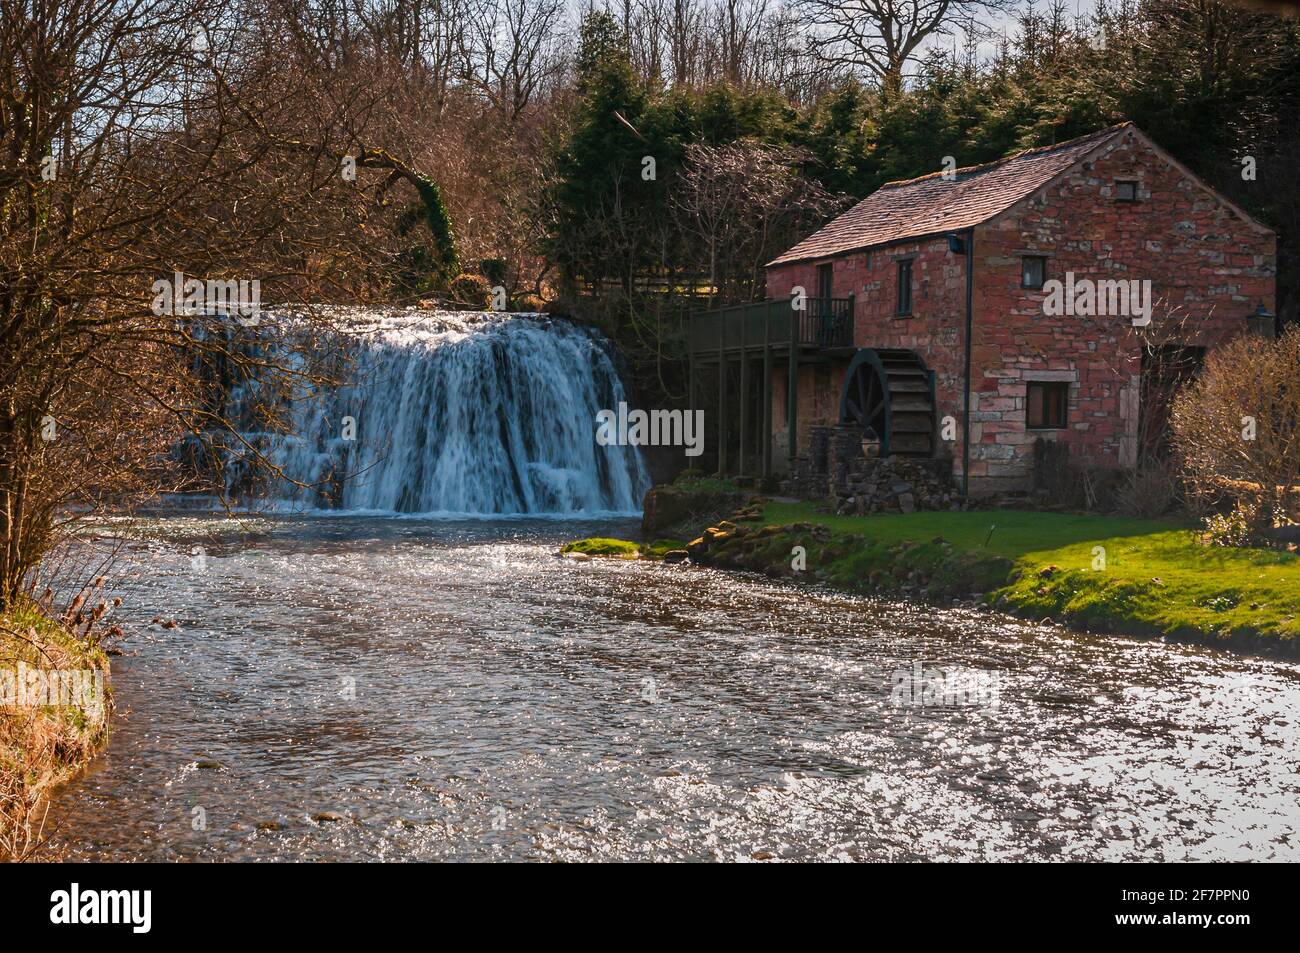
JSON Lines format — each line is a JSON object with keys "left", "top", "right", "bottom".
{"left": 48, "top": 515, "right": 1300, "bottom": 862}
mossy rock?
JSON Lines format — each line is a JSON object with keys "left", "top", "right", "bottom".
{"left": 641, "top": 480, "right": 745, "bottom": 536}
{"left": 560, "top": 538, "right": 640, "bottom": 558}
{"left": 640, "top": 538, "right": 688, "bottom": 559}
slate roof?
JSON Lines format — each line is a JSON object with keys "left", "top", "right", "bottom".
{"left": 768, "top": 123, "right": 1134, "bottom": 267}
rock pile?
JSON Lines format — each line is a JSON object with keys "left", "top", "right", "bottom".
{"left": 782, "top": 425, "right": 960, "bottom": 514}
{"left": 832, "top": 455, "right": 960, "bottom": 515}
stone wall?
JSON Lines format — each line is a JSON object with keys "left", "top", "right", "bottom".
{"left": 782, "top": 425, "right": 960, "bottom": 514}
{"left": 768, "top": 359, "right": 853, "bottom": 469}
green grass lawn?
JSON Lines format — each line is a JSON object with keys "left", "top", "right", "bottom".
{"left": 564, "top": 494, "right": 1299, "bottom": 649}
{"left": 762, "top": 502, "right": 1300, "bottom": 643}
{"left": 762, "top": 503, "right": 1176, "bottom": 558}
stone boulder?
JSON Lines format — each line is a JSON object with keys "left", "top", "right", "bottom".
{"left": 641, "top": 483, "right": 744, "bottom": 535}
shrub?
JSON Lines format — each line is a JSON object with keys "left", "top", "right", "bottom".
{"left": 448, "top": 272, "right": 492, "bottom": 309}
{"left": 1171, "top": 327, "right": 1300, "bottom": 537}
{"left": 512, "top": 293, "right": 546, "bottom": 312}
{"left": 1033, "top": 441, "right": 1135, "bottom": 513}
{"left": 479, "top": 258, "right": 507, "bottom": 286}
{"left": 1053, "top": 461, "right": 1123, "bottom": 512}
{"left": 1202, "top": 502, "right": 1281, "bottom": 548}
{"left": 1032, "top": 437, "right": 1071, "bottom": 498}
{"left": 1117, "top": 462, "right": 1180, "bottom": 518}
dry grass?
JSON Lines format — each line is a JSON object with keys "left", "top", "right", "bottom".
{"left": 0, "top": 600, "right": 111, "bottom": 862}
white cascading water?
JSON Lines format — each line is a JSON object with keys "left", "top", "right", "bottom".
{"left": 223, "top": 308, "right": 650, "bottom": 516}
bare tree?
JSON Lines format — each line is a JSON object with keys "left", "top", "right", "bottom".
{"left": 0, "top": 0, "right": 471, "bottom": 608}
{"left": 667, "top": 0, "right": 704, "bottom": 85}
{"left": 672, "top": 140, "right": 844, "bottom": 304}
{"left": 460, "top": 0, "right": 567, "bottom": 124}
{"left": 793, "top": 0, "right": 1011, "bottom": 95}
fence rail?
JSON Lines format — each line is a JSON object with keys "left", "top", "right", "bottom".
{"left": 688, "top": 297, "right": 854, "bottom": 354}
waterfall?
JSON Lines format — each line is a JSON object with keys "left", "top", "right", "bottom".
{"left": 223, "top": 308, "right": 650, "bottom": 516}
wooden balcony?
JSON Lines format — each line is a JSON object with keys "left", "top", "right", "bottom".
{"left": 686, "top": 296, "right": 856, "bottom": 479}
{"left": 687, "top": 297, "right": 854, "bottom": 358}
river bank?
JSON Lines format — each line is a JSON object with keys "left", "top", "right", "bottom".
{"left": 562, "top": 480, "right": 1300, "bottom": 659}
{"left": 0, "top": 598, "right": 111, "bottom": 861}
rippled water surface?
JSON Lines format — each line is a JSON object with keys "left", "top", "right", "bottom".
{"left": 49, "top": 516, "right": 1300, "bottom": 861}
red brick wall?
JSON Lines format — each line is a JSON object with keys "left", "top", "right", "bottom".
{"left": 769, "top": 360, "right": 852, "bottom": 462}
{"left": 763, "top": 128, "right": 1276, "bottom": 492}
{"left": 765, "top": 237, "right": 968, "bottom": 470}
{"left": 970, "top": 129, "right": 1275, "bottom": 491}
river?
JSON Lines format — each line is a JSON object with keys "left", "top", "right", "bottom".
{"left": 48, "top": 514, "right": 1300, "bottom": 862}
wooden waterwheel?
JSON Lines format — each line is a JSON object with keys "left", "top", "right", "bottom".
{"left": 838, "top": 348, "right": 937, "bottom": 457}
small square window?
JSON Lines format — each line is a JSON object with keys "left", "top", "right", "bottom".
{"left": 1027, "top": 381, "right": 1069, "bottom": 430}
{"left": 896, "top": 260, "right": 913, "bottom": 315}
{"left": 1116, "top": 180, "right": 1138, "bottom": 202}
{"left": 1021, "top": 256, "right": 1046, "bottom": 289}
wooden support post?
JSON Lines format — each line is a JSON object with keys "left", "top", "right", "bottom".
{"left": 688, "top": 329, "right": 697, "bottom": 430}
{"left": 787, "top": 302, "right": 799, "bottom": 468}
{"left": 738, "top": 307, "right": 748, "bottom": 477}
{"left": 762, "top": 301, "right": 772, "bottom": 478}
{"left": 718, "top": 310, "right": 728, "bottom": 476}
